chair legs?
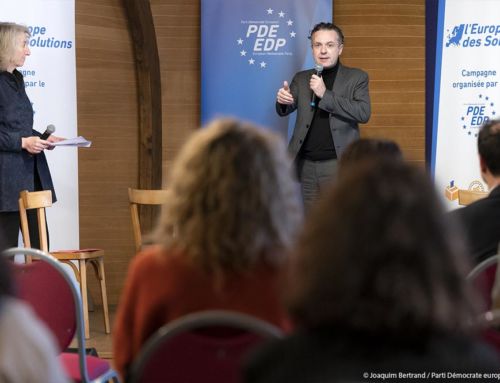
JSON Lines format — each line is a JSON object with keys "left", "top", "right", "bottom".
{"left": 90, "top": 259, "right": 111, "bottom": 334}
{"left": 79, "top": 259, "right": 90, "bottom": 339}
{"left": 99, "top": 261, "right": 111, "bottom": 334}
{"left": 72, "top": 258, "right": 111, "bottom": 339}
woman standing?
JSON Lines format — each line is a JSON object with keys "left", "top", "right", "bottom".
{"left": 0, "top": 22, "right": 61, "bottom": 251}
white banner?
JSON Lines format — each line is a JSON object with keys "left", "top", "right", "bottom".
{"left": 3, "top": 0, "right": 79, "bottom": 249}
{"left": 432, "top": 0, "right": 500, "bottom": 209}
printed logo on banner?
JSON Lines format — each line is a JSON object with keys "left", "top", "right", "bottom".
{"left": 460, "top": 94, "right": 497, "bottom": 138}
{"left": 444, "top": 179, "right": 486, "bottom": 203}
{"left": 446, "top": 24, "right": 465, "bottom": 46}
{"left": 236, "top": 7, "right": 296, "bottom": 69}
{"left": 445, "top": 23, "right": 500, "bottom": 48}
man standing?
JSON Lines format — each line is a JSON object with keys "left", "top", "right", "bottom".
{"left": 449, "top": 119, "right": 500, "bottom": 263}
{"left": 276, "top": 22, "right": 371, "bottom": 209}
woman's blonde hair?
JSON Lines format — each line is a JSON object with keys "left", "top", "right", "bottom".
{"left": 154, "top": 118, "right": 302, "bottom": 276}
{"left": 0, "top": 22, "right": 30, "bottom": 71}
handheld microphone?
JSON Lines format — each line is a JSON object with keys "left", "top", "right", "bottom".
{"left": 310, "top": 64, "right": 324, "bottom": 107}
{"left": 40, "top": 124, "right": 56, "bottom": 140}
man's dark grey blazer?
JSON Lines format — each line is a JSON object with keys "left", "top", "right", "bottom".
{"left": 449, "top": 186, "right": 500, "bottom": 263}
{"left": 276, "top": 63, "right": 371, "bottom": 160}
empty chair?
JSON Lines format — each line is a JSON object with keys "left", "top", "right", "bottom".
{"left": 3, "top": 247, "right": 118, "bottom": 383}
{"left": 128, "top": 188, "right": 169, "bottom": 252}
{"left": 18, "top": 189, "right": 110, "bottom": 339}
{"left": 128, "top": 310, "right": 283, "bottom": 383}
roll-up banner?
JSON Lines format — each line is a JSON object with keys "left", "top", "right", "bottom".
{"left": 4, "top": 0, "right": 79, "bottom": 249}
{"left": 201, "top": 0, "right": 332, "bottom": 139}
{"left": 428, "top": 0, "right": 500, "bottom": 209}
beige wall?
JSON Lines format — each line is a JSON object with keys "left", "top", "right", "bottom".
{"left": 76, "top": 0, "right": 425, "bottom": 304}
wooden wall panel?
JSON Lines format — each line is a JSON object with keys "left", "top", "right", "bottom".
{"left": 335, "top": 0, "right": 425, "bottom": 164}
{"left": 76, "top": 0, "right": 139, "bottom": 305}
{"left": 150, "top": 0, "right": 200, "bottom": 177}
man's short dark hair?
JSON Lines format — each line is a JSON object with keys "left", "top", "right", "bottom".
{"left": 478, "top": 119, "right": 500, "bottom": 176}
{"left": 308, "top": 22, "right": 344, "bottom": 45}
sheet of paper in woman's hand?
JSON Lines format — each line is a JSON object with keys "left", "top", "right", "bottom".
{"left": 51, "top": 136, "right": 92, "bottom": 147}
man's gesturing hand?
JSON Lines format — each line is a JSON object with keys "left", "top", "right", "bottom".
{"left": 277, "top": 81, "right": 294, "bottom": 105}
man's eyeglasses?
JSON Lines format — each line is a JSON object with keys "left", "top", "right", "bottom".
{"left": 312, "top": 42, "right": 341, "bottom": 50}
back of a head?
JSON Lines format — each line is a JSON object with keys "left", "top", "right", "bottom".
{"left": 478, "top": 119, "right": 500, "bottom": 176}
{"left": 155, "top": 118, "right": 302, "bottom": 275}
{"left": 287, "top": 160, "right": 475, "bottom": 338}
{"left": 338, "top": 138, "right": 402, "bottom": 178}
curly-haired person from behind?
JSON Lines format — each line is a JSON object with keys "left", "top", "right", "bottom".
{"left": 245, "top": 160, "right": 500, "bottom": 383}
{"left": 113, "top": 118, "right": 303, "bottom": 380}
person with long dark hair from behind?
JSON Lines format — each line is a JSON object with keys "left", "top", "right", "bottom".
{"left": 245, "top": 160, "right": 500, "bottom": 383}
{"left": 337, "top": 137, "right": 402, "bottom": 178}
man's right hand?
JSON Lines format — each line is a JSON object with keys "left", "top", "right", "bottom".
{"left": 277, "top": 81, "right": 294, "bottom": 105}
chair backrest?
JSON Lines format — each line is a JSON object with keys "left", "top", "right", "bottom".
{"left": 467, "top": 255, "right": 499, "bottom": 311}
{"left": 129, "top": 310, "right": 283, "bottom": 383}
{"left": 458, "top": 189, "right": 488, "bottom": 206}
{"left": 18, "top": 189, "right": 52, "bottom": 252}
{"left": 3, "top": 247, "right": 90, "bottom": 382}
{"left": 478, "top": 309, "right": 500, "bottom": 358}
{"left": 128, "top": 188, "right": 169, "bottom": 252}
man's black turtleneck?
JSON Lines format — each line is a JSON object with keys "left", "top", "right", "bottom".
{"left": 299, "top": 61, "right": 339, "bottom": 161}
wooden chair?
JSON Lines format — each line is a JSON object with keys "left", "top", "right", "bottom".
{"left": 18, "top": 190, "right": 110, "bottom": 339}
{"left": 128, "top": 188, "right": 169, "bottom": 252}
{"left": 458, "top": 189, "right": 488, "bottom": 206}
{"left": 128, "top": 310, "right": 283, "bottom": 383}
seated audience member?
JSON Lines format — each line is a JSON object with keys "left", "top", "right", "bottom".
{"left": 448, "top": 119, "right": 500, "bottom": 263}
{"left": 337, "top": 137, "right": 402, "bottom": 177}
{"left": 113, "top": 118, "right": 303, "bottom": 379}
{"left": 245, "top": 160, "right": 500, "bottom": 383}
{"left": 0, "top": 256, "right": 68, "bottom": 383}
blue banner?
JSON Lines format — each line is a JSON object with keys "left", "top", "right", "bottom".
{"left": 201, "top": 0, "right": 332, "bottom": 138}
